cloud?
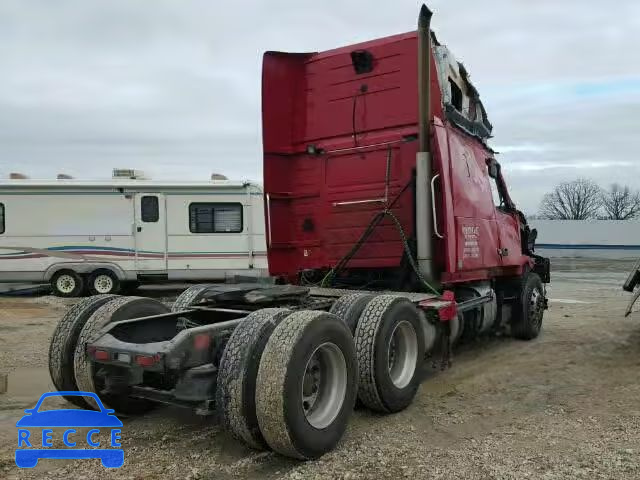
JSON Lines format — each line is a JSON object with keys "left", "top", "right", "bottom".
{"left": 0, "top": 0, "right": 638, "bottom": 215}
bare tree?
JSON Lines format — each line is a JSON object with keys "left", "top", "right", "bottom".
{"left": 601, "top": 183, "right": 640, "bottom": 220}
{"left": 539, "top": 178, "right": 602, "bottom": 220}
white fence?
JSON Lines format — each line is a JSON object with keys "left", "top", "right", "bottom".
{"left": 530, "top": 220, "right": 640, "bottom": 259}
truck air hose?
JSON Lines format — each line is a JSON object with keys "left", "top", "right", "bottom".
{"left": 321, "top": 207, "right": 440, "bottom": 296}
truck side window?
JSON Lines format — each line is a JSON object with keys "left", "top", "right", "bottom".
{"left": 0, "top": 203, "right": 4, "bottom": 234}
{"left": 487, "top": 160, "right": 502, "bottom": 208}
{"left": 141, "top": 196, "right": 159, "bottom": 222}
{"left": 489, "top": 177, "right": 502, "bottom": 208}
{"left": 189, "top": 203, "right": 242, "bottom": 233}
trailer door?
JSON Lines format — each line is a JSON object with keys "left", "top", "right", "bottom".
{"left": 134, "top": 193, "right": 168, "bottom": 272}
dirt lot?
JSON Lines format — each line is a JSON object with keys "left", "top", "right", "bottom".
{"left": 1, "top": 260, "right": 639, "bottom": 479}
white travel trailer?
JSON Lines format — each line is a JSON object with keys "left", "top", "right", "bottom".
{"left": 0, "top": 179, "right": 267, "bottom": 296}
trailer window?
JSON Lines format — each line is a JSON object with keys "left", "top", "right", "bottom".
{"left": 141, "top": 196, "right": 159, "bottom": 222}
{"left": 0, "top": 203, "right": 4, "bottom": 234}
{"left": 189, "top": 203, "right": 242, "bottom": 233}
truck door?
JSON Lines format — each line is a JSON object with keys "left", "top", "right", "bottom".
{"left": 487, "top": 162, "right": 523, "bottom": 268}
{"left": 447, "top": 131, "right": 502, "bottom": 274}
{"left": 133, "top": 193, "right": 167, "bottom": 272}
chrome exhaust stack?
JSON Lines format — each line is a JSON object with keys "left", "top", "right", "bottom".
{"left": 416, "top": 4, "right": 436, "bottom": 281}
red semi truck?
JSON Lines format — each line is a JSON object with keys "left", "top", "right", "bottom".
{"left": 48, "top": 5, "right": 549, "bottom": 460}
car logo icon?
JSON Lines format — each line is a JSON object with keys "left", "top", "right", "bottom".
{"left": 15, "top": 391, "right": 124, "bottom": 468}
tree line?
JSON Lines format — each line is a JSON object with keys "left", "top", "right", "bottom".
{"left": 538, "top": 179, "right": 640, "bottom": 220}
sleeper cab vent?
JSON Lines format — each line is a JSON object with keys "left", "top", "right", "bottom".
{"left": 350, "top": 50, "right": 374, "bottom": 75}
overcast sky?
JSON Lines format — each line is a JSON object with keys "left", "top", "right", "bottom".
{"left": 0, "top": 0, "right": 639, "bottom": 213}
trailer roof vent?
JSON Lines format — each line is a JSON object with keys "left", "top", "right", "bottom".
{"left": 57, "top": 173, "right": 73, "bottom": 179}
{"left": 113, "top": 168, "right": 147, "bottom": 180}
{"left": 211, "top": 173, "right": 228, "bottom": 181}
{"left": 9, "top": 172, "right": 29, "bottom": 179}
{"left": 350, "top": 49, "right": 374, "bottom": 75}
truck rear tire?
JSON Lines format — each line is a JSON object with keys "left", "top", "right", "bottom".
{"left": 172, "top": 284, "right": 214, "bottom": 311}
{"left": 73, "top": 296, "right": 169, "bottom": 414}
{"left": 329, "top": 293, "right": 375, "bottom": 334}
{"left": 255, "top": 311, "right": 357, "bottom": 460}
{"left": 215, "top": 308, "right": 291, "bottom": 450}
{"left": 88, "top": 269, "right": 120, "bottom": 295}
{"left": 51, "top": 270, "right": 85, "bottom": 297}
{"left": 511, "top": 272, "right": 545, "bottom": 340}
{"left": 355, "top": 295, "right": 425, "bottom": 413}
{"left": 48, "top": 295, "right": 119, "bottom": 408}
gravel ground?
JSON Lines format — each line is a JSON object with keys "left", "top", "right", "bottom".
{"left": 1, "top": 260, "right": 639, "bottom": 479}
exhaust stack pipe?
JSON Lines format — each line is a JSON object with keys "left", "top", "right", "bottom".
{"left": 416, "top": 4, "right": 436, "bottom": 281}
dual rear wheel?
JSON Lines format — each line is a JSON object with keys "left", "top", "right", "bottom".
{"left": 48, "top": 295, "right": 169, "bottom": 415}
{"left": 215, "top": 294, "right": 426, "bottom": 459}
{"left": 216, "top": 309, "right": 358, "bottom": 459}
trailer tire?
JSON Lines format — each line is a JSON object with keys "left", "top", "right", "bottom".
{"left": 88, "top": 269, "right": 120, "bottom": 295}
{"left": 48, "top": 295, "right": 119, "bottom": 408}
{"left": 172, "top": 284, "right": 214, "bottom": 311}
{"left": 255, "top": 311, "right": 357, "bottom": 460}
{"left": 73, "top": 296, "right": 169, "bottom": 414}
{"left": 355, "top": 295, "right": 424, "bottom": 413}
{"left": 511, "top": 272, "right": 545, "bottom": 340}
{"left": 51, "top": 270, "right": 85, "bottom": 297}
{"left": 216, "top": 308, "right": 291, "bottom": 450}
{"left": 329, "top": 293, "right": 375, "bottom": 334}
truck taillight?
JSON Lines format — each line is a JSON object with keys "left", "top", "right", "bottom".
{"left": 94, "top": 349, "right": 110, "bottom": 361}
{"left": 135, "top": 354, "right": 161, "bottom": 367}
{"left": 193, "top": 334, "right": 211, "bottom": 350}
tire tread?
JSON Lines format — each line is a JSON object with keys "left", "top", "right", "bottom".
{"left": 216, "top": 308, "right": 291, "bottom": 450}
{"left": 48, "top": 295, "right": 118, "bottom": 408}
{"left": 255, "top": 310, "right": 328, "bottom": 459}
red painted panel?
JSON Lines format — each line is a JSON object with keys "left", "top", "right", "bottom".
{"left": 495, "top": 210, "right": 525, "bottom": 268}
{"left": 454, "top": 217, "right": 501, "bottom": 272}
{"left": 448, "top": 130, "right": 495, "bottom": 221}
{"left": 262, "top": 31, "right": 528, "bottom": 283}
{"left": 432, "top": 120, "right": 456, "bottom": 274}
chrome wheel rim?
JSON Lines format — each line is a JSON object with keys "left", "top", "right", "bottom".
{"left": 388, "top": 320, "right": 418, "bottom": 388}
{"left": 530, "top": 288, "right": 544, "bottom": 328}
{"left": 56, "top": 274, "right": 76, "bottom": 294}
{"left": 301, "top": 342, "right": 347, "bottom": 429}
{"left": 94, "top": 274, "right": 114, "bottom": 294}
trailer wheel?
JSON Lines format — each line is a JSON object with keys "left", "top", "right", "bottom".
{"left": 51, "top": 270, "right": 85, "bottom": 297}
{"left": 88, "top": 269, "right": 120, "bottom": 295}
{"left": 511, "top": 272, "right": 545, "bottom": 340}
{"left": 355, "top": 295, "right": 425, "bottom": 413}
{"left": 255, "top": 311, "right": 357, "bottom": 460}
{"left": 329, "top": 293, "right": 375, "bottom": 334}
{"left": 171, "top": 284, "right": 213, "bottom": 311}
{"left": 48, "top": 294, "right": 119, "bottom": 408}
{"left": 73, "top": 296, "right": 169, "bottom": 414}
{"left": 215, "top": 308, "right": 291, "bottom": 450}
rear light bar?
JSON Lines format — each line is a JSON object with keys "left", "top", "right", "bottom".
{"left": 87, "top": 346, "right": 161, "bottom": 367}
